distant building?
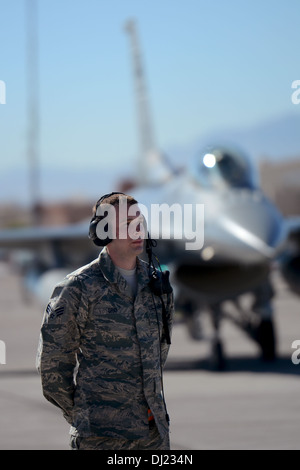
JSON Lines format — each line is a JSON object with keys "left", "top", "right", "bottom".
{"left": 260, "top": 158, "right": 300, "bottom": 216}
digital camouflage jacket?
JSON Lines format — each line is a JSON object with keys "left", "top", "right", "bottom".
{"left": 36, "top": 247, "right": 174, "bottom": 440}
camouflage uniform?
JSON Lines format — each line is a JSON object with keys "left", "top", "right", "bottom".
{"left": 37, "top": 247, "right": 174, "bottom": 448}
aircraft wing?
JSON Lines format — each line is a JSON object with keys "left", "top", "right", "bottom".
{"left": 0, "top": 220, "right": 90, "bottom": 249}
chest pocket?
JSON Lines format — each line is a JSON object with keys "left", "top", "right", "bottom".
{"left": 87, "top": 289, "right": 137, "bottom": 348}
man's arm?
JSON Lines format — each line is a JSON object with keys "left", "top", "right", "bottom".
{"left": 36, "top": 276, "right": 83, "bottom": 423}
{"left": 160, "top": 291, "right": 174, "bottom": 367}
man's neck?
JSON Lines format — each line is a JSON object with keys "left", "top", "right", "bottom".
{"left": 107, "top": 246, "right": 137, "bottom": 270}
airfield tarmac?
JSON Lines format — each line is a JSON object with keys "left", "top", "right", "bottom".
{"left": 0, "top": 261, "right": 299, "bottom": 450}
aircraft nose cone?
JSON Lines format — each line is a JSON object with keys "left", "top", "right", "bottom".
{"left": 237, "top": 193, "right": 282, "bottom": 243}
{"left": 217, "top": 191, "right": 284, "bottom": 260}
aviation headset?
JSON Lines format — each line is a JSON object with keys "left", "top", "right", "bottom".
{"left": 89, "top": 192, "right": 172, "bottom": 422}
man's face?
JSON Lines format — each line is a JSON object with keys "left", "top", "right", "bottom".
{"left": 110, "top": 204, "right": 145, "bottom": 257}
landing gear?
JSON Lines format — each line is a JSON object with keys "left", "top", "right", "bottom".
{"left": 177, "top": 296, "right": 226, "bottom": 370}
{"left": 177, "top": 297, "right": 203, "bottom": 340}
{"left": 210, "top": 337, "right": 226, "bottom": 371}
{"left": 177, "top": 277, "right": 277, "bottom": 369}
{"left": 209, "top": 304, "right": 226, "bottom": 370}
{"left": 256, "top": 319, "right": 276, "bottom": 361}
{"left": 252, "top": 281, "right": 276, "bottom": 361}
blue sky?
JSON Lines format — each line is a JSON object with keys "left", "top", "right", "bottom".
{"left": 0, "top": 0, "right": 300, "bottom": 200}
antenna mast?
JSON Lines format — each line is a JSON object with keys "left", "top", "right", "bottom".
{"left": 124, "top": 19, "right": 156, "bottom": 158}
{"left": 26, "top": 0, "right": 40, "bottom": 224}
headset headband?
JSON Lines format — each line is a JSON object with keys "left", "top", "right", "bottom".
{"left": 95, "top": 192, "right": 126, "bottom": 206}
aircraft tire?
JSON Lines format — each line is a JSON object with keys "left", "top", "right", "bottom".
{"left": 257, "top": 319, "right": 276, "bottom": 361}
{"left": 210, "top": 338, "right": 226, "bottom": 371}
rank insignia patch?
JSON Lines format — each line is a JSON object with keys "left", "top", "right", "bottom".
{"left": 46, "top": 303, "right": 65, "bottom": 319}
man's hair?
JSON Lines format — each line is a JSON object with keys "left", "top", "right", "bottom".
{"left": 92, "top": 193, "right": 138, "bottom": 218}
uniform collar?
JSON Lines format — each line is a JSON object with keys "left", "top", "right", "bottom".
{"left": 98, "top": 247, "right": 118, "bottom": 284}
{"left": 98, "top": 246, "right": 150, "bottom": 295}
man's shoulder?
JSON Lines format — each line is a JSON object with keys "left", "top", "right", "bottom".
{"left": 57, "top": 256, "right": 104, "bottom": 291}
{"left": 72, "top": 256, "right": 105, "bottom": 280}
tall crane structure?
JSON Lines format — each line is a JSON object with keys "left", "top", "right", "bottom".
{"left": 26, "top": 0, "right": 41, "bottom": 224}
{"left": 124, "top": 20, "right": 156, "bottom": 161}
{"left": 124, "top": 19, "right": 171, "bottom": 185}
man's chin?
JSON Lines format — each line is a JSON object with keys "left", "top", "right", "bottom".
{"left": 131, "top": 240, "right": 144, "bottom": 252}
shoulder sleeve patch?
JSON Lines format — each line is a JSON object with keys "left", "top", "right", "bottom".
{"left": 46, "top": 303, "right": 65, "bottom": 319}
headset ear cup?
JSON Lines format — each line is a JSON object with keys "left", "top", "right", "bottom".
{"left": 93, "top": 237, "right": 109, "bottom": 247}
{"left": 95, "top": 238, "right": 111, "bottom": 247}
{"left": 89, "top": 218, "right": 97, "bottom": 240}
{"left": 89, "top": 217, "right": 112, "bottom": 247}
{"left": 89, "top": 192, "right": 129, "bottom": 247}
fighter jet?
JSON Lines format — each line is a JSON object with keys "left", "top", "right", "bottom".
{"left": 0, "top": 18, "right": 298, "bottom": 371}
{"left": 123, "top": 19, "right": 294, "bottom": 369}
{"left": 128, "top": 142, "right": 287, "bottom": 369}
{"left": 0, "top": 140, "right": 295, "bottom": 370}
